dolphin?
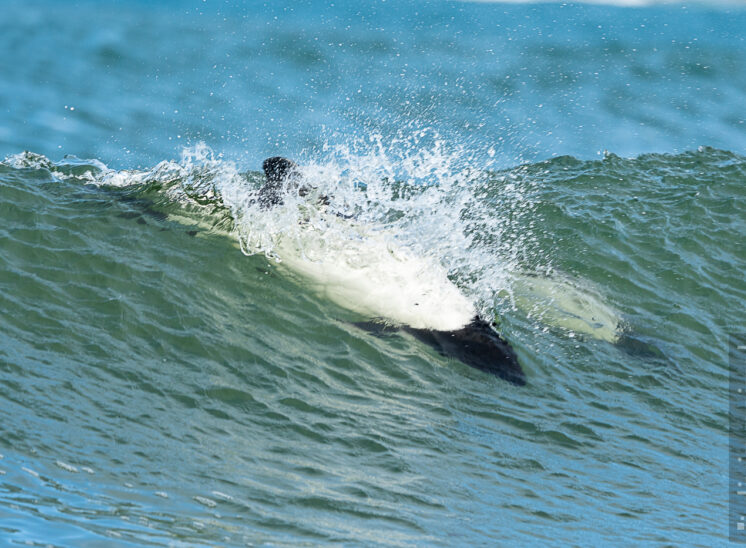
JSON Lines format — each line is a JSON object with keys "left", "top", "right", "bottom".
{"left": 260, "top": 157, "right": 526, "bottom": 386}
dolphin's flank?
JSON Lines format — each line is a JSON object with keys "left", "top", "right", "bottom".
{"left": 261, "top": 157, "right": 526, "bottom": 385}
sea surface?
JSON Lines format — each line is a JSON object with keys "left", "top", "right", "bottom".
{"left": 1, "top": 0, "right": 745, "bottom": 545}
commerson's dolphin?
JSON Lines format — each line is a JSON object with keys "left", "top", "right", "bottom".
{"left": 259, "top": 157, "right": 526, "bottom": 386}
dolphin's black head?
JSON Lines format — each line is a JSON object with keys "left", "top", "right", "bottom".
{"left": 262, "top": 157, "right": 297, "bottom": 184}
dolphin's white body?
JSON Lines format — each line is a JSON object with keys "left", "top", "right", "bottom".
{"left": 272, "top": 220, "right": 476, "bottom": 331}
{"left": 167, "top": 207, "right": 475, "bottom": 331}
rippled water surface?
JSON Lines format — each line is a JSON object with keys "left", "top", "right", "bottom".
{"left": 1, "top": 0, "right": 745, "bottom": 545}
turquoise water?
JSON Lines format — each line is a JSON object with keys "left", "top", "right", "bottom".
{"left": 1, "top": 0, "right": 745, "bottom": 545}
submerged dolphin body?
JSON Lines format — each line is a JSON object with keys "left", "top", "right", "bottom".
{"left": 261, "top": 157, "right": 526, "bottom": 386}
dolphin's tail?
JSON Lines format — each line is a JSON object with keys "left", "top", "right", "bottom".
{"left": 404, "top": 317, "right": 526, "bottom": 386}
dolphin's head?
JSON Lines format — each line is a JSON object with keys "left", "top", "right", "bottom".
{"left": 262, "top": 157, "right": 298, "bottom": 184}
{"left": 258, "top": 156, "right": 301, "bottom": 209}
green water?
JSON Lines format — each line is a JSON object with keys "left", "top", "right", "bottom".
{"left": 1, "top": 147, "right": 743, "bottom": 544}
{"left": 2, "top": 0, "right": 746, "bottom": 542}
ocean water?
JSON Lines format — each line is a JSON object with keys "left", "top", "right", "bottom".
{"left": 1, "top": 0, "right": 745, "bottom": 545}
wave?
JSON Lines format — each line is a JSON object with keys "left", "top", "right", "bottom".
{"left": 7, "top": 140, "right": 745, "bottom": 372}
{"left": 18, "top": 137, "right": 712, "bottom": 344}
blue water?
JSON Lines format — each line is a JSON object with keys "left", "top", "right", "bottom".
{"left": 1, "top": 0, "right": 745, "bottom": 545}
{"left": 3, "top": 0, "right": 744, "bottom": 168}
